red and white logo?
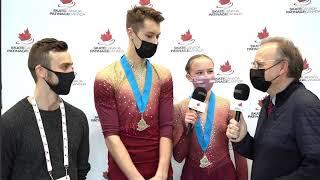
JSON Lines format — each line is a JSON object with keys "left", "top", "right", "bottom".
{"left": 170, "top": 29, "right": 203, "bottom": 53}
{"left": 302, "top": 58, "right": 312, "bottom": 75}
{"left": 139, "top": 0, "right": 153, "bottom": 7}
{"left": 247, "top": 27, "right": 271, "bottom": 51}
{"left": 188, "top": 98, "right": 206, "bottom": 113}
{"left": 90, "top": 29, "right": 123, "bottom": 53}
{"left": 98, "top": 29, "right": 115, "bottom": 46}
{"left": 216, "top": 0, "right": 233, "bottom": 9}
{"left": 218, "top": 61, "right": 234, "bottom": 75}
{"left": 255, "top": 27, "right": 269, "bottom": 43}
{"left": 58, "top": 0, "right": 76, "bottom": 8}
{"left": 294, "top": 0, "right": 311, "bottom": 6}
{"left": 178, "top": 30, "right": 195, "bottom": 45}
{"left": 16, "top": 28, "right": 34, "bottom": 45}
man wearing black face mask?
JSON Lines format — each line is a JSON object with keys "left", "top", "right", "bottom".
{"left": 226, "top": 37, "right": 320, "bottom": 180}
{"left": 1, "top": 38, "right": 90, "bottom": 180}
{"left": 94, "top": 6, "right": 173, "bottom": 180}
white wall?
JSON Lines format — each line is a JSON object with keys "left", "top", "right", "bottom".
{"left": 2, "top": 0, "right": 320, "bottom": 179}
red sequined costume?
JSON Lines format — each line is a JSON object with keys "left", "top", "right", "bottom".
{"left": 173, "top": 96, "right": 248, "bottom": 180}
{"left": 94, "top": 61, "right": 173, "bottom": 179}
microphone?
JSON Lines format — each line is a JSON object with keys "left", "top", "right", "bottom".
{"left": 186, "top": 87, "right": 207, "bottom": 135}
{"left": 233, "top": 83, "right": 250, "bottom": 122}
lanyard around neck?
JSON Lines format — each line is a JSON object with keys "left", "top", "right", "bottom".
{"left": 194, "top": 91, "right": 216, "bottom": 152}
{"left": 120, "top": 55, "right": 153, "bottom": 113}
{"left": 30, "top": 97, "right": 69, "bottom": 180}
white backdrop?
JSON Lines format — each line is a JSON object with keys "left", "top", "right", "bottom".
{"left": 2, "top": 0, "right": 320, "bottom": 179}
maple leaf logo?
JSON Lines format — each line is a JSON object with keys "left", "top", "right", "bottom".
{"left": 101, "top": 29, "right": 112, "bottom": 42}
{"left": 220, "top": 61, "right": 232, "bottom": 72}
{"left": 139, "top": 0, "right": 150, "bottom": 6}
{"left": 216, "top": 0, "right": 233, "bottom": 8}
{"left": 18, "top": 28, "right": 32, "bottom": 41}
{"left": 98, "top": 29, "right": 115, "bottom": 46}
{"left": 257, "top": 95, "right": 268, "bottom": 109}
{"left": 302, "top": 58, "right": 312, "bottom": 75}
{"left": 60, "top": 0, "right": 73, "bottom": 4}
{"left": 181, "top": 30, "right": 192, "bottom": 42}
{"left": 219, "top": 0, "right": 231, "bottom": 5}
{"left": 294, "top": 0, "right": 311, "bottom": 6}
{"left": 58, "top": 0, "right": 76, "bottom": 8}
{"left": 257, "top": 27, "right": 269, "bottom": 40}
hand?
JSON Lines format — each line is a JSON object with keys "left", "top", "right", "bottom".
{"left": 226, "top": 118, "right": 247, "bottom": 143}
{"left": 184, "top": 110, "right": 198, "bottom": 128}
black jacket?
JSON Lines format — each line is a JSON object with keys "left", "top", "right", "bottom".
{"left": 233, "top": 81, "right": 320, "bottom": 180}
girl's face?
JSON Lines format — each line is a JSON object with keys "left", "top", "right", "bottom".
{"left": 187, "top": 57, "right": 214, "bottom": 77}
{"left": 186, "top": 57, "right": 215, "bottom": 91}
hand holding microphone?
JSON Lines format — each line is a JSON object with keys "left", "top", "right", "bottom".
{"left": 186, "top": 87, "right": 207, "bottom": 135}
{"left": 184, "top": 110, "right": 198, "bottom": 128}
{"left": 226, "top": 83, "right": 250, "bottom": 142}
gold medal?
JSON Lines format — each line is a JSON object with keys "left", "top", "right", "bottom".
{"left": 199, "top": 154, "right": 212, "bottom": 168}
{"left": 137, "top": 114, "right": 150, "bottom": 131}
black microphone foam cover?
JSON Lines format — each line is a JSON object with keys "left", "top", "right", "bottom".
{"left": 192, "top": 87, "right": 207, "bottom": 102}
{"left": 233, "top": 83, "right": 250, "bottom": 101}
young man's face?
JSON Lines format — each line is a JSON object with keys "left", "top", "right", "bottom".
{"left": 45, "top": 51, "right": 74, "bottom": 84}
{"left": 48, "top": 51, "right": 74, "bottom": 73}
{"left": 132, "top": 18, "right": 161, "bottom": 48}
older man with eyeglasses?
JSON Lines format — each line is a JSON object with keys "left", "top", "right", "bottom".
{"left": 226, "top": 37, "right": 320, "bottom": 180}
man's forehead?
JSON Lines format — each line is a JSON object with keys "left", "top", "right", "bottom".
{"left": 140, "top": 19, "right": 160, "bottom": 34}
{"left": 256, "top": 43, "right": 279, "bottom": 59}
{"left": 48, "top": 51, "right": 72, "bottom": 63}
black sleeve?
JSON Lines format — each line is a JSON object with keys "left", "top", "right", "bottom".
{"left": 1, "top": 114, "right": 18, "bottom": 180}
{"left": 77, "top": 112, "right": 91, "bottom": 180}
{"left": 232, "top": 132, "right": 255, "bottom": 160}
{"left": 275, "top": 95, "right": 320, "bottom": 180}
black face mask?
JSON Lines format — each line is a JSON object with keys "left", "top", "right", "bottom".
{"left": 133, "top": 34, "right": 158, "bottom": 59}
{"left": 250, "top": 61, "right": 282, "bottom": 92}
{"left": 43, "top": 67, "right": 75, "bottom": 95}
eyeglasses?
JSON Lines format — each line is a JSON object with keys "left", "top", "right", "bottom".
{"left": 251, "top": 59, "right": 283, "bottom": 69}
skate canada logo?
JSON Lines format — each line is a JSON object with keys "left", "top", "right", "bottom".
{"left": 300, "top": 58, "right": 320, "bottom": 81}
{"left": 170, "top": 30, "right": 203, "bottom": 53}
{"left": 7, "top": 28, "right": 34, "bottom": 53}
{"left": 90, "top": 29, "right": 123, "bottom": 53}
{"left": 98, "top": 29, "right": 115, "bottom": 46}
{"left": 50, "top": 0, "right": 85, "bottom": 16}
{"left": 215, "top": 60, "right": 243, "bottom": 84}
{"left": 209, "top": 0, "right": 242, "bottom": 16}
{"left": 247, "top": 96, "right": 266, "bottom": 119}
{"left": 286, "top": 0, "right": 320, "bottom": 14}
{"left": 247, "top": 27, "right": 269, "bottom": 51}
{"left": 217, "top": 61, "right": 234, "bottom": 75}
